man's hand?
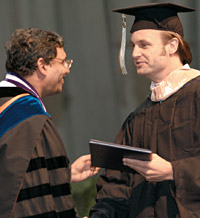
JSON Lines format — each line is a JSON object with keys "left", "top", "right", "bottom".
{"left": 123, "top": 153, "right": 173, "bottom": 182}
{"left": 71, "top": 154, "right": 100, "bottom": 183}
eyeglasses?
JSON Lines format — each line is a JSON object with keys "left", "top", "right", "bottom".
{"left": 54, "top": 58, "right": 73, "bottom": 68}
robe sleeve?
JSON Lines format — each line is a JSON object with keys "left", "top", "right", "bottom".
{"left": 171, "top": 89, "right": 200, "bottom": 217}
{"left": 172, "top": 156, "right": 200, "bottom": 216}
{"left": 89, "top": 170, "right": 133, "bottom": 218}
{"left": 0, "top": 115, "right": 49, "bottom": 218}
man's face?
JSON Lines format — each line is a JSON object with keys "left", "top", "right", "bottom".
{"left": 44, "top": 47, "right": 71, "bottom": 96}
{"left": 131, "top": 29, "right": 170, "bottom": 82}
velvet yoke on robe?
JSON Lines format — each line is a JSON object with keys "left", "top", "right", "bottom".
{"left": 0, "top": 88, "right": 78, "bottom": 218}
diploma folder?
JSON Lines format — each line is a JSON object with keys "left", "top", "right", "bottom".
{"left": 89, "top": 139, "right": 152, "bottom": 173}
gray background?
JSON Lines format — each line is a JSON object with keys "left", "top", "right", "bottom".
{"left": 0, "top": 0, "right": 199, "bottom": 162}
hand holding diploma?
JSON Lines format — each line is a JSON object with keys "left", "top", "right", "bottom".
{"left": 71, "top": 154, "right": 100, "bottom": 183}
{"left": 123, "top": 153, "right": 173, "bottom": 182}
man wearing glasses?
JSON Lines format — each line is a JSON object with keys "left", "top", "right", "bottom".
{"left": 0, "top": 28, "right": 99, "bottom": 218}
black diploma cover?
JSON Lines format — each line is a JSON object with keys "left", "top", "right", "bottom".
{"left": 89, "top": 139, "right": 152, "bottom": 173}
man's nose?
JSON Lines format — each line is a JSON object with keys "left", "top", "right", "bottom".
{"left": 132, "top": 46, "right": 141, "bottom": 59}
{"left": 65, "top": 60, "right": 73, "bottom": 74}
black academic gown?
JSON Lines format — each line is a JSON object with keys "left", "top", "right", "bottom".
{"left": 0, "top": 87, "right": 78, "bottom": 218}
{"left": 89, "top": 76, "right": 200, "bottom": 218}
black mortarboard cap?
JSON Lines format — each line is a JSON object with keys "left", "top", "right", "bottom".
{"left": 113, "top": 3, "right": 195, "bottom": 37}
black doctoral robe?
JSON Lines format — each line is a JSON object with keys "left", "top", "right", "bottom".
{"left": 0, "top": 87, "right": 78, "bottom": 218}
{"left": 90, "top": 76, "right": 200, "bottom": 218}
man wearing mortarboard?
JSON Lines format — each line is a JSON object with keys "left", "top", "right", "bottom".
{"left": 89, "top": 3, "right": 200, "bottom": 218}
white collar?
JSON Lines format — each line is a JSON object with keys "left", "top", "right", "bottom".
{"left": 150, "top": 65, "right": 200, "bottom": 101}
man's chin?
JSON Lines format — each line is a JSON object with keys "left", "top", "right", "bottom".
{"left": 136, "top": 67, "right": 150, "bottom": 76}
{"left": 136, "top": 69, "right": 144, "bottom": 76}
{"left": 56, "top": 89, "right": 63, "bottom": 94}
{"left": 50, "top": 89, "right": 63, "bottom": 96}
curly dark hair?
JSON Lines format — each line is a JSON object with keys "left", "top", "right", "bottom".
{"left": 5, "top": 28, "right": 64, "bottom": 77}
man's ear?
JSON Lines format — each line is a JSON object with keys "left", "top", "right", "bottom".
{"left": 168, "top": 37, "right": 179, "bottom": 55}
{"left": 37, "top": 57, "right": 47, "bottom": 75}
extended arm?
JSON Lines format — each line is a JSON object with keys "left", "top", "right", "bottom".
{"left": 71, "top": 154, "right": 100, "bottom": 183}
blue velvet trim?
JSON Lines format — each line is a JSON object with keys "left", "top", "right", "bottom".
{"left": 0, "top": 95, "right": 50, "bottom": 138}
